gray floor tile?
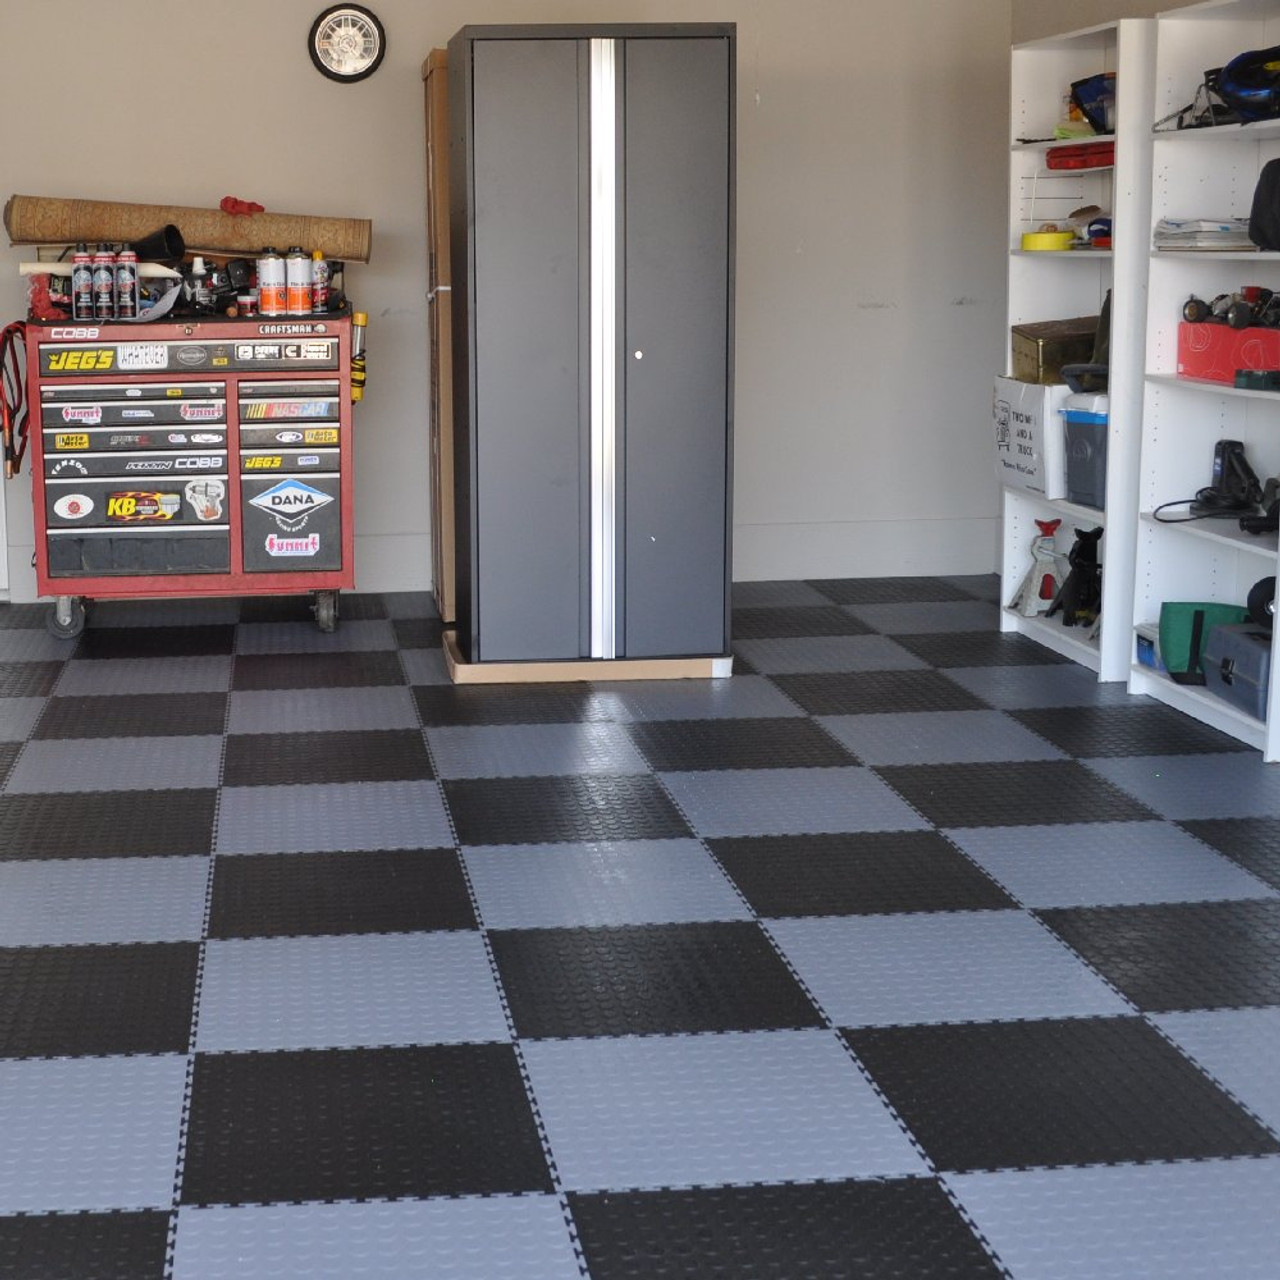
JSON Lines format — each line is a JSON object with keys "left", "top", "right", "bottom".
{"left": 0, "top": 1055, "right": 187, "bottom": 1213}
{"left": 945, "top": 665, "right": 1149, "bottom": 709}
{"left": 55, "top": 656, "right": 233, "bottom": 696}
{"left": 660, "top": 766, "right": 929, "bottom": 837}
{"left": 1154, "top": 1008, "right": 1280, "bottom": 1135}
{"left": 428, "top": 723, "right": 649, "bottom": 779}
{"left": 731, "top": 635, "right": 927, "bottom": 674}
{"left": 4, "top": 736, "right": 223, "bottom": 793}
{"left": 0, "top": 697, "right": 45, "bottom": 742}
{"left": 770, "top": 911, "right": 1129, "bottom": 1027}
{"left": 0, "top": 630, "right": 78, "bottom": 662}
{"left": 948, "top": 1157, "right": 1280, "bottom": 1280}
{"left": 1088, "top": 755, "right": 1280, "bottom": 820}
{"left": 844, "top": 600, "right": 1002, "bottom": 635}
{"left": 522, "top": 1029, "right": 927, "bottom": 1191}
{"left": 215, "top": 781, "right": 453, "bottom": 854}
{"left": 196, "top": 932, "right": 508, "bottom": 1052}
{"left": 0, "top": 856, "right": 209, "bottom": 945}
{"left": 464, "top": 840, "right": 750, "bottom": 929}
{"left": 227, "top": 686, "right": 419, "bottom": 734}
{"left": 401, "top": 647, "right": 452, "bottom": 685}
{"left": 731, "top": 581, "right": 835, "bottom": 608}
{"left": 234, "top": 619, "right": 398, "bottom": 655}
{"left": 173, "top": 1196, "right": 582, "bottom": 1280}
{"left": 819, "top": 710, "right": 1066, "bottom": 766}
{"left": 600, "top": 676, "right": 804, "bottom": 722}
{"left": 948, "top": 822, "right": 1278, "bottom": 908}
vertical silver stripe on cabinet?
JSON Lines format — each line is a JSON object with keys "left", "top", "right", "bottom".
{"left": 589, "top": 37, "right": 618, "bottom": 659}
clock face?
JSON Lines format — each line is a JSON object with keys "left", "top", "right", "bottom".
{"left": 309, "top": 5, "right": 386, "bottom": 83}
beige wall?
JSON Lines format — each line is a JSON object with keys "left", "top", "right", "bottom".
{"left": 1013, "top": 0, "right": 1185, "bottom": 44}
{"left": 0, "top": 0, "right": 1012, "bottom": 599}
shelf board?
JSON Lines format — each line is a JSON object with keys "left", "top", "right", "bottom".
{"left": 1150, "top": 249, "right": 1275, "bottom": 261}
{"left": 1128, "top": 663, "right": 1267, "bottom": 749}
{"left": 1003, "top": 486, "right": 1105, "bottom": 526}
{"left": 1146, "top": 372, "right": 1280, "bottom": 401}
{"left": 1004, "top": 608, "right": 1102, "bottom": 670}
{"left": 1139, "top": 509, "right": 1278, "bottom": 558}
{"left": 1011, "top": 248, "right": 1113, "bottom": 259}
{"left": 1152, "top": 117, "right": 1280, "bottom": 145}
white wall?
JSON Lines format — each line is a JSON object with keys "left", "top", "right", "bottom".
{"left": 0, "top": 0, "right": 1011, "bottom": 600}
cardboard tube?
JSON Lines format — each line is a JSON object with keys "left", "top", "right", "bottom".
{"left": 4, "top": 194, "right": 372, "bottom": 263}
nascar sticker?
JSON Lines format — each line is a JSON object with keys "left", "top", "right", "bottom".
{"left": 185, "top": 479, "right": 226, "bottom": 522}
{"left": 53, "top": 494, "right": 94, "bottom": 520}
{"left": 248, "top": 479, "right": 333, "bottom": 531}
{"left": 242, "top": 400, "right": 335, "bottom": 420}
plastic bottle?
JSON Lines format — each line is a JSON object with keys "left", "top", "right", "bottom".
{"left": 311, "top": 250, "right": 331, "bottom": 313}
{"left": 350, "top": 311, "right": 367, "bottom": 403}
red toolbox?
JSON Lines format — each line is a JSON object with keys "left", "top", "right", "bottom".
{"left": 1045, "top": 140, "right": 1115, "bottom": 170}
{"left": 27, "top": 314, "right": 356, "bottom": 634}
{"left": 1177, "top": 320, "right": 1280, "bottom": 383}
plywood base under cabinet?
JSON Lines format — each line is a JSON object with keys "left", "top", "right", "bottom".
{"left": 443, "top": 630, "right": 733, "bottom": 684}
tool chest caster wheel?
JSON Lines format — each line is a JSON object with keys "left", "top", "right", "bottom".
{"left": 47, "top": 595, "right": 87, "bottom": 639}
{"left": 312, "top": 590, "right": 339, "bottom": 633}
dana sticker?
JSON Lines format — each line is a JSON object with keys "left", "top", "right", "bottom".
{"left": 53, "top": 493, "right": 94, "bottom": 520}
{"left": 61, "top": 405, "right": 102, "bottom": 425}
{"left": 266, "top": 532, "right": 320, "bottom": 556}
{"left": 304, "top": 428, "right": 339, "bottom": 445}
{"left": 54, "top": 433, "right": 89, "bottom": 450}
{"left": 249, "top": 479, "right": 333, "bottom": 531}
{"left": 106, "top": 491, "right": 181, "bottom": 522}
{"left": 180, "top": 403, "right": 221, "bottom": 421}
{"left": 185, "top": 478, "right": 226, "bottom": 522}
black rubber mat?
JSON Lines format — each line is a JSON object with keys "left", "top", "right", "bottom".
{"left": 180, "top": 1044, "right": 552, "bottom": 1205}
{"left": 208, "top": 848, "right": 476, "bottom": 938}
{"left": 892, "top": 631, "right": 1072, "bottom": 668}
{"left": 875, "top": 760, "right": 1158, "bottom": 828}
{"left": 222, "top": 729, "right": 434, "bottom": 786}
{"left": 569, "top": 1178, "right": 1003, "bottom": 1280}
{"left": 1010, "top": 705, "right": 1254, "bottom": 758}
{"left": 237, "top": 593, "right": 388, "bottom": 622}
{"left": 33, "top": 691, "right": 228, "bottom": 740}
{"left": 0, "top": 942, "right": 198, "bottom": 1057}
{"left": 414, "top": 683, "right": 620, "bottom": 726}
{"left": 0, "top": 743, "right": 17, "bottom": 790}
{"left": 626, "top": 717, "right": 858, "bottom": 771}
{"left": 0, "top": 602, "right": 50, "bottom": 629}
{"left": 770, "top": 670, "right": 988, "bottom": 716}
{"left": 807, "top": 577, "right": 975, "bottom": 605}
{"left": 709, "top": 831, "right": 1017, "bottom": 917}
{"left": 1181, "top": 817, "right": 1280, "bottom": 891}
{"left": 843, "top": 1016, "right": 1280, "bottom": 1173}
{"left": 0, "top": 661, "right": 63, "bottom": 698}
{"left": 730, "top": 606, "right": 873, "bottom": 639}
{"left": 231, "top": 651, "right": 405, "bottom": 691}
{"left": 392, "top": 616, "right": 444, "bottom": 648}
{"left": 1037, "top": 899, "right": 1280, "bottom": 1013}
{"left": 443, "top": 774, "right": 691, "bottom": 846}
{"left": 74, "top": 625, "right": 237, "bottom": 659}
{"left": 0, "top": 1210, "right": 170, "bottom": 1280}
{"left": 489, "top": 921, "right": 823, "bottom": 1037}
{"left": 0, "top": 789, "right": 217, "bottom": 859}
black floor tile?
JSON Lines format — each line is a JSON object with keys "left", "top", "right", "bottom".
{"left": 709, "top": 831, "right": 1017, "bottom": 917}
{"left": 1037, "top": 899, "right": 1280, "bottom": 1013}
{"left": 0, "top": 790, "right": 217, "bottom": 860}
{"left": 627, "top": 717, "right": 858, "bottom": 771}
{"left": 569, "top": 1178, "right": 1003, "bottom": 1280}
{"left": 892, "top": 631, "right": 1072, "bottom": 667}
{"left": 0, "top": 603, "right": 50, "bottom": 629}
{"left": 392, "top": 616, "right": 443, "bottom": 648}
{"left": 730, "top": 606, "right": 872, "bottom": 639}
{"left": 1010, "top": 705, "right": 1254, "bottom": 758}
{"left": 0, "top": 662, "right": 63, "bottom": 697}
{"left": 73, "top": 625, "right": 236, "bottom": 659}
{"left": 180, "top": 1044, "right": 552, "bottom": 1205}
{"left": 490, "top": 921, "right": 823, "bottom": 1037}
{"left": 231, "top": 651, "right": 405, "bottom": 691}
{"left": 771, "top": 670, "right": 988, "bottom": 716}
{"left": 443, "top": 775, "right": 691, "bottom": 845}
{"left": 0, "top": 1210, "right": 170, "bottom": 1280}
{"left": 0, "top": 942, "right": 198, "bottom": 1057}
{"left": 0, "top": 743, "right": 17, "bottom": 790}
{"left": 237, "top": 592, "right": 387, "bottom": 622}
{"left": 33, "top": 692, "right": 228, "bottom": 740}
{"left": 222, "top": 729, "right": 433, "bottom": 786}
{"left": 807, "top": 576, "right": 975, "bottom": 605}
{"left": 414, "top": 683, "right": 620, "bottom": 726}
{"left": 843, "top": 1016, "right": 1280, "bottom": 1173}
{"left": 208, "top": 848, "right": 476, "bottom": 938}
{"left": 1181, "top": 817, "right": 1280, "bottom": 891}
{"left": 876, "top": 760, "right": 1157, "bottom": 827}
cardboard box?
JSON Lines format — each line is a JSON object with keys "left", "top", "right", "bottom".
{"left": 1011, "top": 316, "right": 1099, "bottom": 384}
{"left": 993, "top": 376, "right": 1070, "bottom": 499}
{"left": 1177, "top": 322, "right": 1280, "bottom": 383}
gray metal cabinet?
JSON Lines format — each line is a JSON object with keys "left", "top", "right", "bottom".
{"left": 448, "top": 23, "right": 735, "bottom": 664}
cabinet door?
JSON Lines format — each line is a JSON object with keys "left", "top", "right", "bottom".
{"left": 622, "top": 36, "right": 732, "bottom": 657}
{"left": 470, "top": 38, "right": 587, "bottom": 661}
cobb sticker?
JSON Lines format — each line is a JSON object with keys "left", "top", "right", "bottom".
{"left": 185, "top": 479, "right": 225, "bottom": 522}
{"left": 53, "top": 494, "right": 94, "bottom": 520}
{"left": 106, "top": 491, "right": 181, "bottom": 522}
{"left": 248, "top": 479, "right": 333, "bottom": 532}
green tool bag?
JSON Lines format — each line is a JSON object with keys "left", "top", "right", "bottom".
{"left": 1158, "top": 602, "right": 1250, "bottom": 685}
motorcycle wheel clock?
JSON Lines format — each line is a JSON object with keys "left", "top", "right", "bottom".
{"left": 309, "top": 5, "right": 387, "bottom": 83}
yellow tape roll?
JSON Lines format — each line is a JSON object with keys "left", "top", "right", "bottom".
{"left": 1021, "top": 231, "right": 1077, "bottom": 251}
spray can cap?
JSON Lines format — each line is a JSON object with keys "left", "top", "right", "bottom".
{"left": 353, "top": 312, "right": 368, "bottom": 326}
{"left": 312, "top": 249, "right": 325, "bottom": 261}
{"left": 192, "top": 256, "right": 205, "bottom": 274}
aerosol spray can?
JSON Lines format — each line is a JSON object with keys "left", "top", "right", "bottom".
{"left": 350, "top": 311, "right": 367, "bottom": 403}
{"left": 257, "top": 247, "right": 286, "bottom": 317}
{"left": 310, "top": 250, "right": 330, "bottom": 313}
{"left": 114, "top": 247, "right": 139, "bottom": 319}
{"left": 92, "top": 243, "right": 117, "bottom": 321}
{"left": 71, "top": 243, "right": 93, "bottom": 321}
{"left": 285, "top": 246, "right": 311, "bottom": 315}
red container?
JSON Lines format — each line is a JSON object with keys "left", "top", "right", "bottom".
{"left": 1045, "top": 141, "right": 1115, "bottom": 170}
{"left": 1177, "top": 321, "right": 1280, "bottom": 383}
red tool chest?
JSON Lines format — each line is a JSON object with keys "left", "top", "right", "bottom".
{"left": 26, "top": 314, "right": 355, "bottom": 634}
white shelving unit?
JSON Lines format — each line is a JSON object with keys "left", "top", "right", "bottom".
{"left": 1000, "top": 20, "right": 1155, "bottom": 681}
{"left": 1134, "top": 0, "right": 1280, "bottom": 758}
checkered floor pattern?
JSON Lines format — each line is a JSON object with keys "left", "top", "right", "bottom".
{"left": 2, "top": 575, "right": 1280, "bottom": 1278}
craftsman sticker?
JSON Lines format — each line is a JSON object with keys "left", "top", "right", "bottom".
{"left": 304, "top": 428, "right": 339, "bottom": 445}
{"left": 106, "top": 491, "right": 181, "bottom": 522}
{"left": 185, "top": 479, "right": 226, "bottom": 522}
{"left": 265, "top": 532, "right": 321, "bottom": 556}
{"left": 53, "top": 494, "right": 94, "bottom": 520}
{"left": 54, "top": 434, "right": 89, "bottom": 450}
{"left": 248, "top": 479, "right": 333, "bottom": 531}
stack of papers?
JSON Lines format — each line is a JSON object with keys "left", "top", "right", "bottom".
{"left": 1154, "top": 218, "right": 1256, "bottom": 250}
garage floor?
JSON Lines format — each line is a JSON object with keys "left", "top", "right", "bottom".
{"left": 1, "top": 575, "right": 1279, "bottom": 1279}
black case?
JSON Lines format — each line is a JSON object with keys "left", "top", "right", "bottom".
{"left": 1203, "top": 623, "right": 1272, "bottom": 720}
